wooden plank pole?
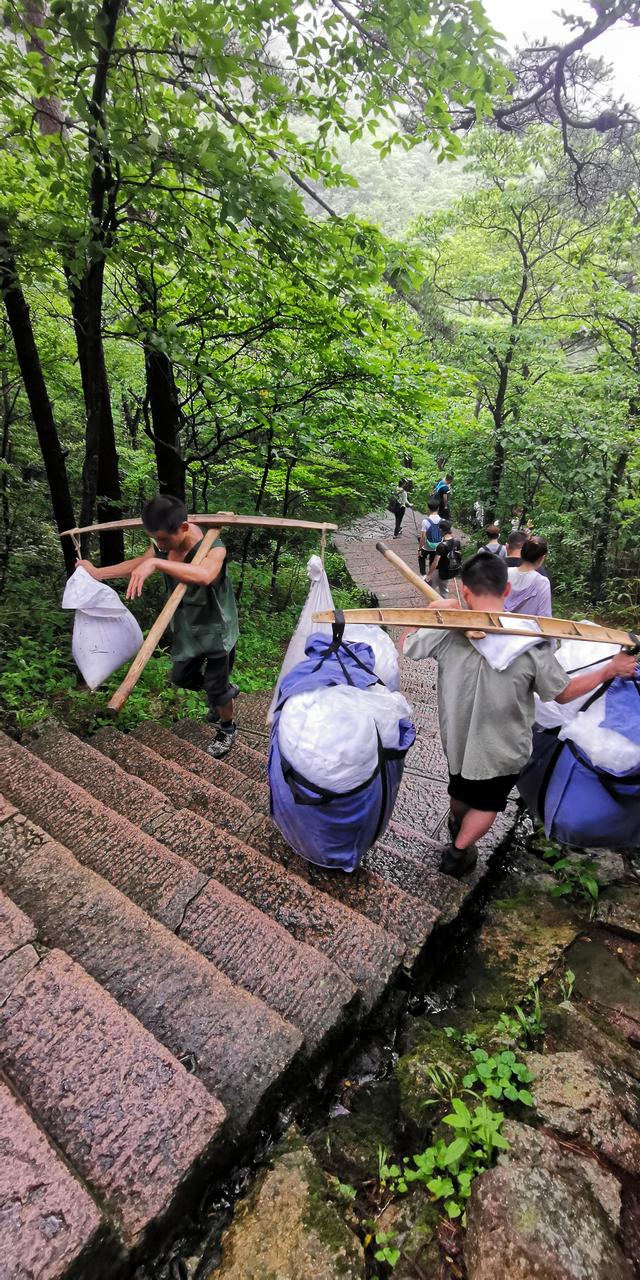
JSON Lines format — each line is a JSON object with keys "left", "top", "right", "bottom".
{"left": 312, "top": 607, "right": 638, "bottom": 649}
{"left": 62, "top": 513, "right": 337, "bottom": 538}
{"left": 106, "top": 527, "right": 219, "bottom": 714}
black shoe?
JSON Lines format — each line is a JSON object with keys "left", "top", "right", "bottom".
{"left": 207, "top": 724, "right": 238, "bottom": 758}
{"left": 439, "top": 841, "right": 478, "bottom": 878}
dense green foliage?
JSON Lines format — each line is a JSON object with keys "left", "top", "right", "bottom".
{"left": 0, "top": 1, "right": 638, "bottom": 728}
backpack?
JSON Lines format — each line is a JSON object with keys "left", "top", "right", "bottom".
{"left": 424, "top": 518, "right": 442, "bottom": 549}
{"left": 440, "top": 540, "right": 462, "bottom": 577}
{"left": 433, "top": 479, "right": 448, "bottom": 495}
{"left": 387, "top": 495, "right": 401, "bottom": 514}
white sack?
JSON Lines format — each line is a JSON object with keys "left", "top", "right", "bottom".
{"left": 62, "top": 566, "right": 143, "bottom": 690}
{"left": 278, "top": 683, "right": 413, "bottom": 792}
{"left": 278, "top": 686, "right": 379, "bottom": 792}
{"left": 343, "top": 625, "right": 400, "bottom": 691}
{"left": 534, "top": 624, "right": 620, "bottom": 729}
{"left": 560, "top": 697, "right": 640, "bottom": 774}
{"left": 267, "top": 555, "right": 334, "bottom": 723}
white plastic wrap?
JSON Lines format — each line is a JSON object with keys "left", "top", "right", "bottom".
{"left": 278, "top": 683, "right": 413, "bottom": 792}
{"left": 534, "top": 626, "right": 620, "bottom": 729}
{"left": 267, "top": 555, "right": 334, "bottom": 723}
{"left": 62, "top": 566, "right": 143, "bottom": 690}
{"left": 343, "top": 625, "right": 400, "bottom": 691}
{"left": 560, "top": 696, "right": 640, "bottom": 773}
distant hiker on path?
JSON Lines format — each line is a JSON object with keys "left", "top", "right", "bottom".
{"left": 78, "top": 494, "right": 240, "bottom": 757}
{"left": 392, "top": 481, "right": 411, "bottom": 538}
{"left": 505, "top": 537, "right": 552, "bottom": 616}
{"left": 401, "top": 552, "right": 637, "bottom": 879}
{"left": 418, "top": 498, "right": 442, "bottom": 575}
{"left": 504, "top": 530, "right": 526, "bottom": 565}
{"left": 424, "top": 521, "right": 462, "bottom": 599}
{"left": 479, "top": 523, "right": 507, "bottom": 558}
{"left": 433, "top": 474, "right": 452, "bottom": 518}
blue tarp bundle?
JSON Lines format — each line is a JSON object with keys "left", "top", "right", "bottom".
{"left": 518, "top": 677, "right": 640, "bottom": 848}
{"left": 268, "top": 633, "right": 415, "bottom": 872}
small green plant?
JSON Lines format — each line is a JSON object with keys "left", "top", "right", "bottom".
{"left": 372, "top": 1229, "right": 400, "bottom": 1268}
{"left": 422, "top": 1061, "right": 458, "bottom": 1106}
{"left": 444, "top": 1025, "right": 479, "bottom": 1051}
{"left": 403, "top": 1099, "right": 509, "bottom": 1221}
{"left": 513, "top": 982, "right": 545, "bottom": 1042}
{"left": 559, "top": 968, "right": 576, "bottom": 1001}
{"left": 537, "top": 839, "right": 601, "bottom": 916}
{"left": 377, "top": 1145, "right": 407, "bottom": 1193}
{"left": 462, "top": 1049, "right": 534, "bottom": 1106}
{"left": 328, "top": 1176, "right": 357, "bottom": 1202}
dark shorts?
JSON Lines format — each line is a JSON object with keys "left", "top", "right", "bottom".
{"left": 171, "top": 646, "right": 236, "bottom": 709}
{"left": 448, "top": 771, "right": 519, "bottom": 812}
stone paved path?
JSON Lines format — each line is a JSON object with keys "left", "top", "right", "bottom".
{"left": 0, "top": 509, "right": 514, "bottom": 1278}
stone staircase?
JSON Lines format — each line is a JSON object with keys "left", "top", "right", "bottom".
{"left": 0, "top": 511, "right": 516, "bottom": 1278}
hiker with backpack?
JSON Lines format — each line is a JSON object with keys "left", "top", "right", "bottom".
{"left": 390, "top": 481, "right": 411, "bottom": 538}
{"left": 433, "top": 474, "right": 453, "bottom": 518}
{"left": 424, "top": 521, "right": 462, "bottom": 598}
{"left": 418, "top": 498, "right": 442, "bottom": 575}
{"left": 479, "top": 523, "right": 507, "bottom": 558}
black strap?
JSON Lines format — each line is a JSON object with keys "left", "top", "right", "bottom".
{"left": 281, "top": 737, "right": 383, "bottom": 806}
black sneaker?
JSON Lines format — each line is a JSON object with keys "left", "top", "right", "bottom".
{"left": 447, "top": 813, "right": 461, "bottom": 843}
{"left": 439, "top": 841, "right": 478, "bottom": 878}
{"left": 207, "top": 724, "right": 238, "bottom": 758}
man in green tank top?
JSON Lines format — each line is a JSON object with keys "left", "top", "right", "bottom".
{"left": 77, "top": 494, "right": 240, "bottom": 757}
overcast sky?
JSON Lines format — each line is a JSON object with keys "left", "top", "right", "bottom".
{"left": 483, "top": 0, "right": 639, "bottom": 103}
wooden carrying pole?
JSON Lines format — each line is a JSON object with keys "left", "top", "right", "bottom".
{"left": 375, "top": 541, "right": 441, "bottom": 603}
{"left": 106, "top": 527, "right": 219, "bottom": 714}
{"left": 62, "top": 513, "right": 337, "bottom": 538}
{"left": 312, "top": 607, "right": 638, "bottom": 649}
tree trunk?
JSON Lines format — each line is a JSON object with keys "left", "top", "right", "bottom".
{"left": 68, "top": 270, "right": 123, "bottom": 562}
{"left": 270, "top": 458, "right": 296, "bottom": 599}
{"left": 0, "top": 230, "right": 77, "bottom": 576}
{"left": 144, "top": 347, "right": 186, "bottom": 500}
{"left": 589, "top": 447, "right": 629, "bottom": 604}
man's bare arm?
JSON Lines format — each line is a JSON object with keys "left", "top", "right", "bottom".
{"left": 77, "top": 548, "right": 154, "bottom": 581}
{"left": 154, "top": 546, "right": 226, "bottom": 587}
{"left": 556, "top": 652, "right": 638, "bottom": 704}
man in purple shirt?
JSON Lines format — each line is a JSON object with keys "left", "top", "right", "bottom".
{"left": 504, "top": 537, "right": 552, "bottom": 616}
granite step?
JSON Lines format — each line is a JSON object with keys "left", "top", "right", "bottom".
{"left": 0, "top": 945, "right": 225, "bottom": 1249}
{"left": 89, "top": 721, "right": 439, "bottom": 963}
{"left": 0, "top": 809, "right": 302, "bottom": 1129}
{"left": 174, "top": 717, "right": 269, "bottom": 779}
{"left": 148, "top": 806, "right": 403, "bottom": 1008}
{"left": 133, "top": 721, "right": 270, "bottom": 812}
{"left": 166, "top": 722, "right": 456, "bottom": 962}
{"left": 0, "top": 878, "right": 40, "bottom": 1005}
{"left": 33, "top": 723, "right": 400, "bottom": 1008}
{"left": 0, "top": 1077, "right": 107, "bottom": 1280}
{"left": 0, "top": 735, "right": 357, "bottom": 1051}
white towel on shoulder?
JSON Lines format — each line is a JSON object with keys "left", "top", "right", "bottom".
{"left": 470, "top": 616, "right": 543, "bottom": 671}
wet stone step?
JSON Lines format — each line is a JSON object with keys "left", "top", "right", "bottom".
{"left": 0, "top": 883, "right": 40, "bottom": 1005}
{"left": 177, "top": 876, "right": 359, "bottom": 1053}
{"left": 174, "top": 718, "right": 268, "bottom": 780}
{"left": 90, "top": 724, "right": 253, "bottom": 835}
{"left": 0, "top": 1078, "right": 107, "bottom": 1280}
{"left": 0, "top": 736, "right": 355, "bottom": 1053}
{"left": 239, "top": 811, "right": 445, "bottom": 964}
{"left": 0, "top": 732, "right": 206, "bottom": 931}
{"left": 0, "top": 947, "right": 226, "bottom": 1248}
{"left": 0, "top": 812, "right": 302, "bottom": 1130}
{"left": 133, "top": 721, "right": 270, "bottom": 812}
{"left": 28, "top": 724, "right": 391, "bottom": 1016}
{"left": 150, "top": 806, "right": 404, "bottom": 1010}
